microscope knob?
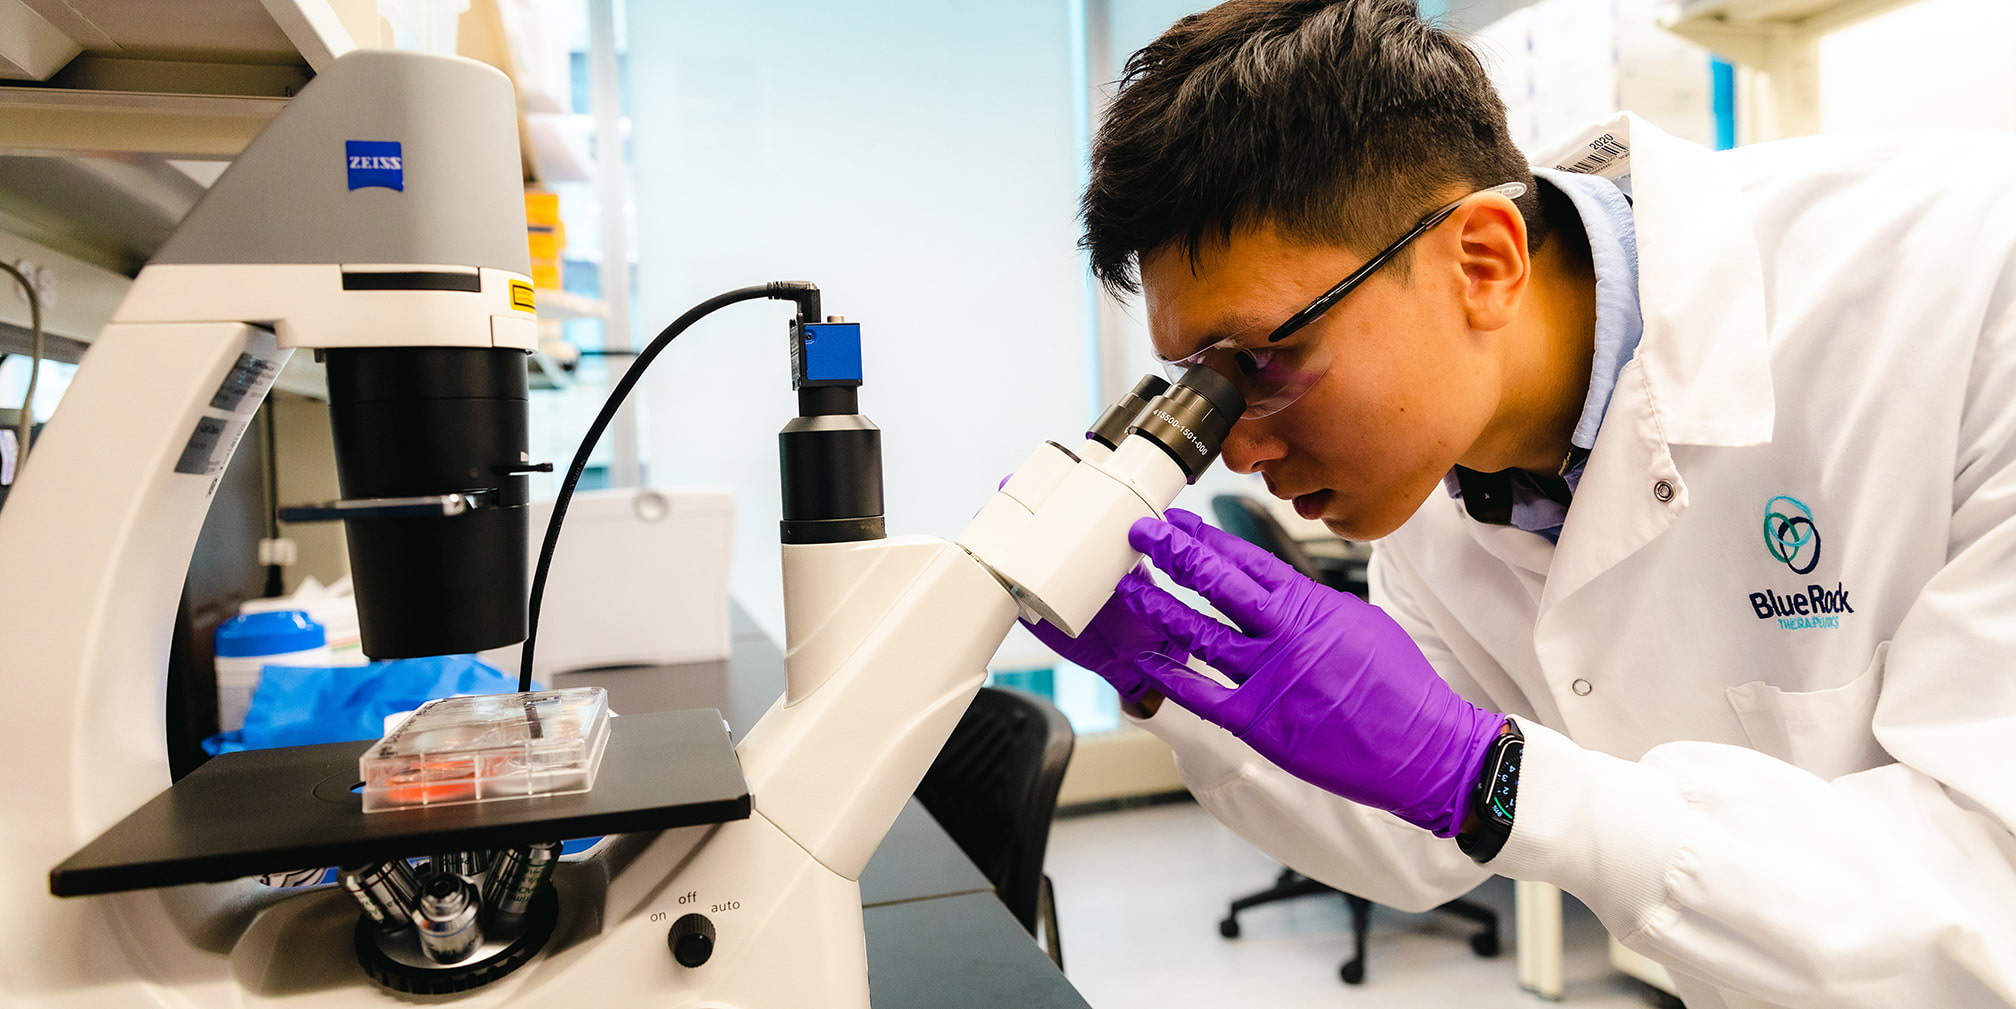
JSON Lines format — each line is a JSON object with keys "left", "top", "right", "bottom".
{"left": 667, "top": 913, "right": 716, "bottom": 968}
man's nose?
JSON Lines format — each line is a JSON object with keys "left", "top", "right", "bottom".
{"left": 1218, "top": 420, "right": 1284, "bottom": 475}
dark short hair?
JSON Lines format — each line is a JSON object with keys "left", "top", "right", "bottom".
{"left": 1081, "top": 0, "right": 1544, "bottom": 295}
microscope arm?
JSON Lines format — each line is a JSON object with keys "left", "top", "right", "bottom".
{"left": 737, "top": 372, "right": 1236, "bottom": 884}
{"left": 736, "top": 536, "right": 1019, "bottom": 880}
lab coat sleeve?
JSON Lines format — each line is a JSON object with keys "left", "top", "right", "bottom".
{"left": 1125, "top": 547, "right": 1492, "bottom": 914}
{"left": 1492, "top": 312, "right": 2016, "bottom": 1006}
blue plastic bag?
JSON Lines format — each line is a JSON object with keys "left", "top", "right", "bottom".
{"left": 204, "top": 654, "right": 532, "bottom": 755}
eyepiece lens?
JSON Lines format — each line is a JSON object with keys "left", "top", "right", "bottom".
{"left": 1173, "top": 365, "right": 1245, "bottom": 421}
{"left": 1125, "top": 366, "right": 1244, "bottom": 481}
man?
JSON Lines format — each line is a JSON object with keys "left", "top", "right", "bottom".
{"left": 1033, "top": 1, "right": 2016, "bottom": 1006}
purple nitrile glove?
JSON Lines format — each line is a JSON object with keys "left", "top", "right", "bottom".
{"left": 1117, "top": 508, "right": 1505, "bottom": 838}
{"left": 1022, "top": 567, "right": 1186, "bottom": 707}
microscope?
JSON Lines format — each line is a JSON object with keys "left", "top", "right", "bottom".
{"left": 0, "top": 49, "right": 1242, "bottom": 1007}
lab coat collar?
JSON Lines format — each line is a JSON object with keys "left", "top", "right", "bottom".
{"left": 1531, "top": 113, "right": 1775, "bottom": 449}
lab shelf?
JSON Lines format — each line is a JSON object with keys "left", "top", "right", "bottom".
{"left": 1661, "top": 0, "right": 1912, "bottom": 66}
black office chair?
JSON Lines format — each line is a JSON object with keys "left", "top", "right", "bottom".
{"left": 916, "top": 685, "right": 1076, "bottom": 969}
{"left": 1209, "top": 493, "right": 1370, "bottom": 595}
{"left": 1207, "top": 494, "right": 1501, "bottom": 985}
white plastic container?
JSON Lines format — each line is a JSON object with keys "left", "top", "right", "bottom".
{"left": 238, "top": 575, "right": 365, "bottom": 657}
{"left": 481, "top": 488, "right": 734, "bottom": 677}
{"left": 214, "top": 610, "right": 330, "bottom": 734}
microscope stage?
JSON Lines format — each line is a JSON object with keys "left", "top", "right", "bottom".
{"left": 51, "top": 708, "right": 750, "bottom": 896}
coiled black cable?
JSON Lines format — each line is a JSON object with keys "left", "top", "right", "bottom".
{"left": 518, "top": 281, "right": 820, "bottom": 692}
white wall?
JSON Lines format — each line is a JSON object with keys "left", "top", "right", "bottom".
{"left": 626, "top": 2, "right": 1097, "bottom": 644}
{"left": 1817, "top": 0, "right": 2016, "bottom": 135}
{"left": 1472, "top": 0, "right": 1715, "bottom": 153}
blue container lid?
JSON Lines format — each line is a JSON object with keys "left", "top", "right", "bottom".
{"left": 216, "top": 610, "right": 326, "bottom": 658}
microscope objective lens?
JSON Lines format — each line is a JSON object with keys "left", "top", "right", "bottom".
{"left": 485, "top": 841, "right": 562, "bottom": 918}
{"left": 432, "top": 851, "right": 484, "bottom": 880}
{"left": 340, "top": 861, "right": 421, "bottom": 932}
{"left": 415, "top": 873, "right": 483, "bottom": 964}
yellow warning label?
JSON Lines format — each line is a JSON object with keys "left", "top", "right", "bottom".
{"left": 509, "top": 280, "right": 537, "bottom": 313}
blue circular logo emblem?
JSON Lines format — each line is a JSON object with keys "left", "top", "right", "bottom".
{"left": 1763, "top": 495, "right": 1821, "bottom": 575}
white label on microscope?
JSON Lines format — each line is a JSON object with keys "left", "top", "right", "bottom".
{"left": 209, "top": 353, "right": 282, "bottom": 413}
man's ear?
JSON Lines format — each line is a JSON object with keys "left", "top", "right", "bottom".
{"left": 1450, "top": 193, "right": 1529, "bottom": 332}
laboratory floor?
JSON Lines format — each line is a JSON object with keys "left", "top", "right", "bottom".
{"left": 1046, "top": 799, "right": 1655, "bottom": 1009}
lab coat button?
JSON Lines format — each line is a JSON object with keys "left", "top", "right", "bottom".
{"left": 1571, "top": 678, "right": 1593, "bottom": 696}
{"left": 1652, "top": 480, "right": 1675, "bottom": 503}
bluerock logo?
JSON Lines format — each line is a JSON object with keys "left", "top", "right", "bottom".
{"left": 1749, "top": 583, "right": 1854, "bottom": 627}
{"left": 346, "top": 140, "right": 404, "bottom": 191}
{"left": 1763, "top": 494, "right": 1820, "bottom": 574}
{"left": 1748, "top": 495, "right": 1853, "bottom": 630}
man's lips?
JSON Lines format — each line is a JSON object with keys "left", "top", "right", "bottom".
{"left": 1293, "top": 490, "right": 1334, "bottom": 520}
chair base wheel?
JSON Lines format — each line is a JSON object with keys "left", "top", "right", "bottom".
{"left": 1642, "top": 986, "right": 1685, "bottom": 1009}
{"left": 1339, "top": 959, "right": 1365, "bottom": 985}
{"left": 1470, "top": 932, "right": 1501, "bottom": 958}
{"left": 1217, "top": 917, "right": 1241, "bottom": 939}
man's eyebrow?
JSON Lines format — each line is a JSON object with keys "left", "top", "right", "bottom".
{"left": 1157, "top": 313, "right": 1275, "bottom": 363}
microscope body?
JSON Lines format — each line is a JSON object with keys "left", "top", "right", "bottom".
{"left": 0, "top": 49, "right": 536, "bottom": 1006}
{"left": 115, "top": 393, "right": 1226, "bottom": 1009}
{"left": 541, "top": 376, "right": 1231, "bottom": 1007}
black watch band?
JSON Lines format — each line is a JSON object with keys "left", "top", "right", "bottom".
{"left": 1456, "top": 720, "right": 1524, "bottom": 864}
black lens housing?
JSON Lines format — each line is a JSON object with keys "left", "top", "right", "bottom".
{"left": 324, "top": 347, "right": 530, "bottom": 659}
{"left": 778, "top": 412, "right": 886, "bottom": 544}
{"left": 1127, "top": 367, "right": 1245, "bottom": 481}
{"left": 1087, "top": 374, "right": 1171, "bottom": 450}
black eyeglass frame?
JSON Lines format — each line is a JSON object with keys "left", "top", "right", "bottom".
{"left": 1262, "top": 181, "right": 1529, "bottom": 345}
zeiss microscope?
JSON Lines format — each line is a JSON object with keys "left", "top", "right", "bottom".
{"left": 0, "top": 48, "right": 1243, "bottom": 1008}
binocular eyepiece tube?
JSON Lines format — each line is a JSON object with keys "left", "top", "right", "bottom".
{"left": 958, "top": 366, "right": 1245, "bottom": 637}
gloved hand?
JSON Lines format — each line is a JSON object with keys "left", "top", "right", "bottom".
{"left": 1022, "top": 567, "right": 1184, "bottom": 707}
{"left": 1118, "top": 508, "right": 1505, "bottom": 838}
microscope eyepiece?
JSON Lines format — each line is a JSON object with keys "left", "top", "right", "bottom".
{"left": 1086, "top": 375, "right": 1172, "bottom": 450}
{"left": 1126, "top": 367, "right": 1245, "bottom": 481}
{"left": 1173, "top": 365, "right": 1244, "bottom": 421}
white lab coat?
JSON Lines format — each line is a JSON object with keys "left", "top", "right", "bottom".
{"left": 1138, "top": 114, "right": 2016, "bottom": 1008}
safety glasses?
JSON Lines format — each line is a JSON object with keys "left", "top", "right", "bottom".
{"left": 1162, "top": 181, "right": 1528, "bottom": 419}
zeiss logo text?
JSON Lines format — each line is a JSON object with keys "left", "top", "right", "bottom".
{"left": 346, "top": 140, "right": 404, "bottom": 191}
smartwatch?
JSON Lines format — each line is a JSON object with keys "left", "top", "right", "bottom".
{"left": 1456, "top": 719, "right": 1524, "bottom": 864}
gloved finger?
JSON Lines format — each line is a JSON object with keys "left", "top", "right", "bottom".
{"left": 1112, "top": 567, "right": 1162, "bottom": 610}
{"left": 1128, "top": 518, "right": 1274, "bottom": 632}
{"left": 1118, "top": 577, "right": 1258, "bottom": 679}
{"left": 1165, "top": 508, "right": 1299, "bottom": 591}
{"left": 1134, "top": 651, "right": 1239, "bottom": 724}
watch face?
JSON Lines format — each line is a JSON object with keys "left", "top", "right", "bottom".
{"left": 1487, "top": 741, "right": 1521, "bottom": 825}
{"left": 1459, "top": 730, "right": 1522, "bottom": 863}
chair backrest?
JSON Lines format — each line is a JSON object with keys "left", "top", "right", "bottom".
{"left": 915, "top": 685, "right": 1076, "bottom": 935}
{"left": 1210, "top": 493, "right": 1371, "bottom": 598}
{"left": 1210, "top": 494, "right": 1328, "bottom": 582}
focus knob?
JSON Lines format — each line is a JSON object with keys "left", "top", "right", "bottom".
{"left": 667, "top": 913, "right": 716, "bottom": 968}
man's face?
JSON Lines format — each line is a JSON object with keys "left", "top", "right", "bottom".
{"left": 1142, "top": 222, "right": 1504, "bottom": 540}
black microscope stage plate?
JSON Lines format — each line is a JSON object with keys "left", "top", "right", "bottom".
{"left": 50, "top": 708, "right": 750, "bottom": 897}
